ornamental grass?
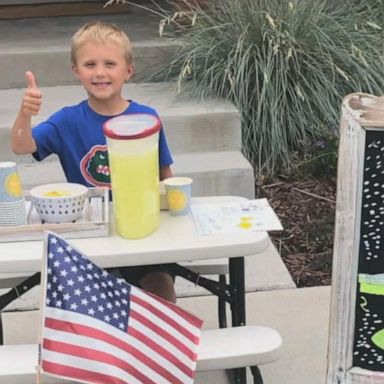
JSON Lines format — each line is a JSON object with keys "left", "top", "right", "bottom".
{"left": 109, "top": 0, "right": 384, "bottom": 177}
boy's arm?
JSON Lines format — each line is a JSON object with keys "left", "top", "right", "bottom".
{"left": 11, "top": 71, "right": 41, "bottom": 155}
{"left": 160, "top": 165, "right": 173, "bottom": 181}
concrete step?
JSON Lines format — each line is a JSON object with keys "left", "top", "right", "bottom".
{"left": 0, "top": 9, "right": 177, "bottom": 89}
{"left": 16, "top": 150, "right": 255, "bottom": 198}
{"left": 0, "top": 82, "right": 241, "bottom": 160}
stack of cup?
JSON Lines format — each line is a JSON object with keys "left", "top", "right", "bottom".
{"left": 0, "top": 161, "right": 27, "bottom": 226}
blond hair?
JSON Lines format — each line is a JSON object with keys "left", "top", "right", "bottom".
{"left": 71, "top": 21, "right": 133, "bottom": 64}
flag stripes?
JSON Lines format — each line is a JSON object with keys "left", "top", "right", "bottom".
{"left": 40, "top": 233, "right": 203, "bottom": 384}
{"left": 43, "top": 308, "right": 194, "bottom": 383}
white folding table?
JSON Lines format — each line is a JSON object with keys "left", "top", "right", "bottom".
{"left": 0, "top": 196, "right": 271, "bottom": 384}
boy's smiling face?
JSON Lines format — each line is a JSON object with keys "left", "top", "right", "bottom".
{"left": 72, "top": 40, "right": 133, "bottom": 112}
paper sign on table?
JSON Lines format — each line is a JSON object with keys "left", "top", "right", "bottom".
{"left": 191, "top": 198, "right": 283, "bottom": 235}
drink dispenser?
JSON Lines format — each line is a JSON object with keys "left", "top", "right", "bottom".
{"left": 103, "top": 114, "right": 161, "bottom": 239}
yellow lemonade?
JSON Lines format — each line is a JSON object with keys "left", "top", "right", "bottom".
{"left": 108, "top": 146, "right": 160, "bottom": 239}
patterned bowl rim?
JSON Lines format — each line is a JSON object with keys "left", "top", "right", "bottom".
{"left": 30, "top": 183, "right": 88, "bottom": 199}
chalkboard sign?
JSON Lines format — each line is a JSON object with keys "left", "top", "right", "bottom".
{"left": 327, "top": 93, "right": 384, "bottom": 383}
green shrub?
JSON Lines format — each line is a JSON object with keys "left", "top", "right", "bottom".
{"left": 142, "top": 0, "right": 384, "bottom": 177}
{"left": 288, "top": 134, "right": 339, "bottom": 179}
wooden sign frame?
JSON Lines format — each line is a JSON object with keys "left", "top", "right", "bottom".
{"left": 327, "top": 93, "right": 384, "bottom": 383}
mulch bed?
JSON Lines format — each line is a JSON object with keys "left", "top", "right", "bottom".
{"left": 257, "top": 177, "right": 336, "bottom": 287}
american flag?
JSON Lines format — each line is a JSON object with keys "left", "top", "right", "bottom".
{"left": 39, "top": 232, "right": 203, "bottom": 384}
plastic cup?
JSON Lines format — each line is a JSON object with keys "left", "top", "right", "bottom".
{"left": 0, "top": 199, "right": 27, "bottom": 226}
{"left": 103, "top": 114, "right": 161, "bottom": 239}
{"left": 163, "top": 177, "right": 193, "bottom": 216}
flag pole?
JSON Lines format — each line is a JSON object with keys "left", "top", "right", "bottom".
{"left": 36, "top": 231, "right": 50, "bottom": 384}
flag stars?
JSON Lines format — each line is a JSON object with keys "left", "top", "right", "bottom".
{"left": 78, "top": 276, "right": 85, "bottom": 283}
{"left": 60, "top": 270, "right": 68, "bottom": 277}
{"left": 46, "top": 235, "right": 131, "bottom": 329}
{"left": 63, "top": 293, "right": 71, "bottom": 301}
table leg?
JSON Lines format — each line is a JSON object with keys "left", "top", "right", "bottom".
{"left": 229, "top": 257, "right": 247, "bottom": 383}
{"left": 229, "top": 256, "right": 246, "bottom": 327}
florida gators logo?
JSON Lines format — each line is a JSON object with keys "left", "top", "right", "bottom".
{"left": 80, "top": 145, "right": 111, "bottom": 187}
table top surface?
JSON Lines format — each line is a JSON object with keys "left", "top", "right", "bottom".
{"left": 0, "top": 196, "right": 270, "bottom": 274}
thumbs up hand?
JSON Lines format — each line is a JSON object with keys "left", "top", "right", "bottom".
{"left": 20, "top": 71, "right": 42, "bottom": 117}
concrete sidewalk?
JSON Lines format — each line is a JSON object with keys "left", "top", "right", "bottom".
{"left": 3, "top": 285, "right": 331, "bottom": 384}
{"left": 181, "top": 286, "right": 331, "bottom": 384}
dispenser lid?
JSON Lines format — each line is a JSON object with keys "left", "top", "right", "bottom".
{"left": 103, "top": 113, "right": 161, "bottom": 140}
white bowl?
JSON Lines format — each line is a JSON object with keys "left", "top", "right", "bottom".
{"left": 30, "top": 183, "right": 88, "bottom": 223}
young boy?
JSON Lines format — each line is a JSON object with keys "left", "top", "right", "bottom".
{"left": 11, "top": 21, "right": 177, "bottom": 303}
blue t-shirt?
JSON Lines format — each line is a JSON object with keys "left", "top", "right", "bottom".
{"left": 32, "top": 100, "right": 173, "bottom": 188}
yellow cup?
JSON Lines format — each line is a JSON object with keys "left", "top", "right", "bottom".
{"left": 163, "top": 177, "right": 193, "bottom": 216}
